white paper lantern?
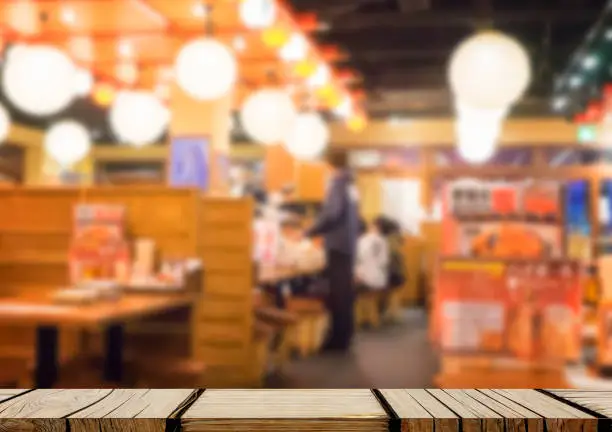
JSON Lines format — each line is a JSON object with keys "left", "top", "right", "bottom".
{"left": 457, "top": 137, "right": 497, "bottom": 164}
{"left": 455, "top": 116, "right": 500, "bottom": 164}
{"left": 239, "top": 0, "right": 276, "bottom": 29}
{"left": 240, "top": 89, "right": 297, "bottom": 145}
{"left": 284, "top": 113, "right": 329, "bottom": 160}
{"left": 175, "top": 38, "right": 237, "bottom": 100}
{"left": 74, "top": 69, "right": 93, "bottom": 97}
{"left": 44, "top": 121, "right": 91, "bottom": 167}
{"left": 280, "top": 34, "right": 308, "bottom": 62}
{"left": 0, "top": 104, "right": 11, "bottom": 144}
{"left": 3, "top": 44, "right": 77, "bottom": 116}
{"left": 448, "top": 31, "right": 531, "bottom": 109}
{"left": 307, "top": 65, "right": 330, "bottom": 89}
{"left": 109, "top": 91, "right": 169, "bottom": 147}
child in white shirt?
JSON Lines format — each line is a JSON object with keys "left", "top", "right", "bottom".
{"left": 355, "top": 219, "right": 390, "bottom": 291}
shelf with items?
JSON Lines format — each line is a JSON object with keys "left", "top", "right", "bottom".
{"left": 433, "top": 178, "right": 581, "bottom": 387}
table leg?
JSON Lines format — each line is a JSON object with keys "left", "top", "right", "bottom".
{"left": 35, "top": 326, "right": 59, "bottom": 388}
{"left": 103, "top": 324, "right": 124, "bottom": 383}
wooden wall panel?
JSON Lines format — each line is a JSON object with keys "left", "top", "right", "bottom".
{"left": 195, "top": 197, "right": 254, "bottom": 385}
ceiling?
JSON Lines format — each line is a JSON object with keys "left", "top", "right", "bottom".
{"left": 288, "top": 0, "right": 607, "bottom": 118}
{"left": 0, "top": 0, "right": 604, "bottom": 145}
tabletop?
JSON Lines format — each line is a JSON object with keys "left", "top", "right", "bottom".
{"left": 0, "top": 389, "right": 604, "bottom": 432}
{"left": 0, "top": 292, "right": 198, "bottom": 328}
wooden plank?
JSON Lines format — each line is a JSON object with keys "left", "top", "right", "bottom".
{"left": 477, "top": 390, "right": 543, "bottom": 432}
{"left": 0, "top": 390, "right": 30, "bottom": 403}
{"left": 68, "top": 389, "right": 198, "bottom": 432}
{"left": 403, "top": 389, "right": 459, "bottom": 432}
{"left": 427, "top": 389, "right": 503, "bottom": 432}
{"left": 0, "top": 389, "right": 113, "bottom": 431}
{"left": 546, "top": 389, "right": 612, "bottom": 419}
{"left": 181, "top": 389, "right": 389, "bottom": 431}
{"left": 378, "top": 390, "right": 433, "bottom": 432}
{"left": 492, "top": 390, "right": 597, "bottom": 432}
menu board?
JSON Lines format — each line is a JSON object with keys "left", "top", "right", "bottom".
{"left": 435, "top": 259, "right": 582, "bottom": 362}
{"left": 69, "top": 204, "right": 131, "bottom": 284}
{"left": 434, "top": 260, "right": 507, "bottom": 352}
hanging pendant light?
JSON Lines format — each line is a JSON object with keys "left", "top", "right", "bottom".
{"left": 448, "top": 31, "right": 531, "bottom": 109}
{"left": 239, "top": 0, "right": 276, "bottom": 29}
{"left": 109, "top": 90, "right": 170, "bottom": 147}
{"left": 284, "top": 112, "right": 329, "bottom": 160}
{"left": 240, "top": 88, "right": 297, "bottom": 145}
{"left": 3, "top": 44, "right": 77, "bottom": 116}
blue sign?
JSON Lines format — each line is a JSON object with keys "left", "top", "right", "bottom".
{"left": 169, "top": 136, "right": 209, "bottom": 190}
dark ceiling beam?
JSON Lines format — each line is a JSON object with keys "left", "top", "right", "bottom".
{"left": 335, "top": 44, "right": 577, "bottom": 62}
{"left": 320, "top": 8, "right": 601, "bottom": 31}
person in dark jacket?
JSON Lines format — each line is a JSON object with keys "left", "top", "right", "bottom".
{"left": 304, "top": 151, "right": 360, "bottom": 351}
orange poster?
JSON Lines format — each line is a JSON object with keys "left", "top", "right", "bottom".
{"left": 434, "top": 260, "right": 507, "bottom": 353}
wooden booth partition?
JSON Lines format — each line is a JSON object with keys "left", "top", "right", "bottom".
{"left": 195, "top": 196, "right": 256, "bottom": 386}
{"left": 0, "top": 187, "right": 203, "bottom": 378}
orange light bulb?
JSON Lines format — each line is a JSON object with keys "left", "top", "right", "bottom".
{"left": 293, "top": 60, "right": 316, "bottom": 78}
{"left": 93, "top": 83, "right": 116, "bottom": 107}
{"left": 347, "top": 114, "right": 367, "bottom": 132}
{"left": 262, "top": 27, "right": 289, "bottom": 48}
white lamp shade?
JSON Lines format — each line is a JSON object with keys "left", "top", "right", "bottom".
{"left": 455, "top": 101, "right": 508, "bottom": 123}
{"left": 455, "top": 116, "right": 500, "bottom": 164}
{"left": 333, "top": 96, "right": 353, "bottom": 118}
{"left": 240, "top": 89, "right": 297, "bottom": 145}
{"left": 0, "top": 104, "right": 11, "bottom": 143}
{"left": 3, "top": 44, "right": 77, "bottom": 116}
{"left": 307, "top": 65, "right": 330, "bottom": 88}
{"left": 284, "top": 113, "right": 329, "bottom": 160}
{"left": 44, "top": 121, "right": 91, "bottom": 167}
{"left": 175, "top": 38, "right": 237, "bottom": 100}
{"left": 74, "top": 69, "right": 93, "bottom": 97}
{"left": 280, "top": 34, "right": 308, "bottom": 62}
{"left": 239, "top": 0, "right": 276, "bottom": 29}
{"left": 448, "top": 31, "right": 531, "bottom": 109}
{"left": 109, "top": 91, "right": 169, "bottom": 147}
{"left": 457, "top": 137, "right": 497, "bottom": 164}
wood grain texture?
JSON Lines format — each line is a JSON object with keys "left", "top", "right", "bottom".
{"left": 68, "top": 389, "right": 198, "bottom": 432}
{"left": 0, "top": 389, "right": 605, "bottom": 432}
{"left": 181, "top": 389, "right": 389, "bottom": 431}
{"left": 546, "top": 389, "right": 612, "bottom": 418}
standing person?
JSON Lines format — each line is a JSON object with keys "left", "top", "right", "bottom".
{"left": 304, "top": 151, "right": 360, "bottom": 352}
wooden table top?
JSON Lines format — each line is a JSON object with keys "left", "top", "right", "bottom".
{"left": 258, "top": 264, "right": 324, "bottom": 285}
{"left": 0, "top": 292, "right": 197, "bottom": 328}
{"left": 0, "top": 389, "right": 604, "bottom": 431}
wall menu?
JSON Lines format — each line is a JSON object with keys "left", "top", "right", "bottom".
{"left": 435, "top": 259, "right": 582, "bottom": 362}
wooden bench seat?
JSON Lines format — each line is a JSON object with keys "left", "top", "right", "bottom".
{"left": 355, "top": 290, "right": 384, "bottom": 329}
{"left": 285, "top": 298, "right": 329, "bottom": 357}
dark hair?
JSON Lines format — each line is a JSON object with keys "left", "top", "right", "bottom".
{"left": 358, "top": 218, "right": 367, "bottom": 235}
{"left": 326, "top": 150, "right": 348, "bottom": 169}
{"left": 374, "top": 215, "right": 401, "bottom": 236}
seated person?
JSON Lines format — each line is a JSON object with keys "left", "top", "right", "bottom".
{"left": 378, "top": 217, "right": 407, "bottom": 290}
{"left": 355, "top": 218, "right": 390, "bottom": 292}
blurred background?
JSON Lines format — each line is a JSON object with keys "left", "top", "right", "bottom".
{"left": 0, "top": 0, "right": 609, "bottom": 389}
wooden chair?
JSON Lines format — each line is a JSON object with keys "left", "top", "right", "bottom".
{"left": 354, "top": 290, "right": 382, "bottom": 329}
{"left": 382, "top": 288, "right": 403, "bottom": 323}
{"left": 286, "top": 298, "right": 329, "bottom": 357}
{"left": 255, "top": 306, "right": 298, "bottom": 373}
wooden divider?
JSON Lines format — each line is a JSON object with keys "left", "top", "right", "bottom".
{"left": 0, "top": 389, "right": 604, "bottom": 431}
{"left": 195, "top": 196, "right": 255, "bottom": 386}
{"left": 0, "top": 187, "right": 256, "bottom": 386}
